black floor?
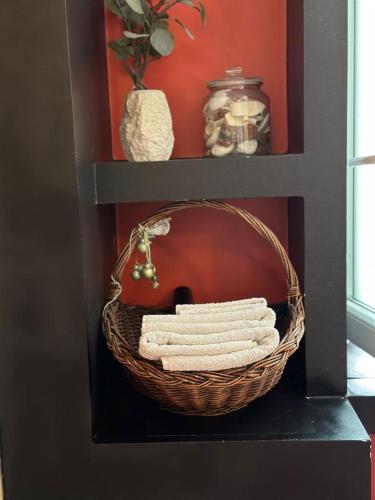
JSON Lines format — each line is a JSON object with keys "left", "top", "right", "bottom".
{"left": 94, "top": 346, "right": 368, "bottom": 444}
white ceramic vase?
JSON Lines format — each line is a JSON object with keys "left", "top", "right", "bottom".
{"left": 120, "top": 89, "right": 174, "bottom": 162}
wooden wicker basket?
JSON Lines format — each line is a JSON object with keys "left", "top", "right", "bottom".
{"left": 102, "top": 200, "right": 305, "bottom": 416}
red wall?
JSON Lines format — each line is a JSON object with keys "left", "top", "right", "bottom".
{"left": 105, "top": 0, "right": 288, "bottom": 159}
{"left": 116, "top": 199, "right": 289, "bottom": 307}
{"left": 105, "top": 1, "right": 291, "bottom": 307}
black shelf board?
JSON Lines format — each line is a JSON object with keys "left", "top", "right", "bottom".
{"left": 94, "top": 154, "right": 304, "bottom": 204}
{"left": 93, "top": 353, "right": 368, "bottom": 444}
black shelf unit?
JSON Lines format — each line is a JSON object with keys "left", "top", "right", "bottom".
{"left": 0, "top": 0, "right": 371, "bottom": 499}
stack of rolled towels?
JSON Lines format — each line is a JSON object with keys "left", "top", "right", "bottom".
{"left": 139, "top": 298, "right": 279, "bottom": 372}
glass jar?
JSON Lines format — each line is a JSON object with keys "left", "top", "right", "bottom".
{"left": 204, "top": 67, "right": 271, "bottom": 157}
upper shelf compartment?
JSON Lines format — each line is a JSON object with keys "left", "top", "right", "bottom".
{"left": 104, "top": 0, "right": 304, "bottom": 162}
{"left": 96, "top": 1, "right": 304, "bottom": 203}
{"left": 94, "top": 154, "right": 303, "bottom": 204}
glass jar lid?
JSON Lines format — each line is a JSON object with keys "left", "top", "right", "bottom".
{"left": 207, "top": 67, "right": 263, "bottom": 89}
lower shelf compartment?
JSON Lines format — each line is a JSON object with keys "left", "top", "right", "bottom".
{"left": 93, "top": 343, "right": 368, "bottom": 444}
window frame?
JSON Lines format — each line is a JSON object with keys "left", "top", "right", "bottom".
{"left": 347, "top": 0, "right": 375, "bottom": 355}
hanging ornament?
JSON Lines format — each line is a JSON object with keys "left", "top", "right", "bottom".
{"left": 151, "top": 276, "right": 160, "bottom": 289}
{"left": 132, "top": 219, "right": 171, "bottom": 288}
{"left": 131, "top": 268, "right": 142, "bottom": 281}
{"left": 136, "top": 239, "right": 148, "bottom": 254}
{"left": 131, "top": 263, "right": 142, "bottom": 281}
{"left": 142, "top": 263, "right": 155, "bottom": 280}
{"left": 147, "top": 219, "right": 171, "bottom": 237}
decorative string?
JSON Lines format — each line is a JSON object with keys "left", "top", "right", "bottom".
{"left": 102, "top": 274, "right": 123, "bottom": 320}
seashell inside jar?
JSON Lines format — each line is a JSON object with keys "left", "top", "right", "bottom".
{"left": 204, "top": 67, "right": 271, "bottom": 158}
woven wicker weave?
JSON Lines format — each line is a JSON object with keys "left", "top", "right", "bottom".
{"left": 102, "top": 200, "right": 305, "bottom": 416}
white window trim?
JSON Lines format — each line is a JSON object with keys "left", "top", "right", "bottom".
{"left": 347, "top": 0, "right": 375, "bottom": 354}
{"left": 348, "top": 298, "right": 375, "bottom": 356}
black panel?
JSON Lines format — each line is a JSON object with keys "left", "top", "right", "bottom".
{"left": 302, "top": 0, "right": 348, "bottom": 394}
{"left": 65, "top": 0, "right": 117, "bottom": 435}
{"left": 287, "top": 0, "right": 304, "bottom": 153}
{"left": 0, "top": 1, "right": 91, "bottom": 498}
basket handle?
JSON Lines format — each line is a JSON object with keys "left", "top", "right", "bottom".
{"left": 106, "top": 200, "right": 301, "bottom": 306}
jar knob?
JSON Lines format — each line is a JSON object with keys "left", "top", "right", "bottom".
{"left": 225, "top": 66, "right": 243, "bottom": 78}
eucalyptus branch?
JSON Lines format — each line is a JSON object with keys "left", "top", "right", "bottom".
{"left": 106, "top": 0, "right": 205, "bottom": 90}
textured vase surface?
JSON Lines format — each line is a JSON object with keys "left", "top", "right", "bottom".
{"left": 120, "top": 90, "right": 174, "bottom": 162}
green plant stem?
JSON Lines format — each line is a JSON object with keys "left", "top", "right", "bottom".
{"left": 140, "top": 44, "right": 150, "bottom": 80}
{"left": 159, "top": 0, "right": 178, "bottom": 15}
{"left": 136, "top": 45, "right": 142, "bottom": 88}
{"left": 123, "top": 60, "right": 137, "bottom": 85}
{"left": 153, "top": 0, "right": 167, "bottom": 11}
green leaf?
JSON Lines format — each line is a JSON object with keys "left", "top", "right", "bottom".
{"left": 150, "top": 28, "right": 174, "bottom": 56}
{"left": 178, "top": 0, "right": 195, "bottom": 5}
{"left": 123, "top": 2, "right": 148, "bottom": 25}
{"left": 140, "top": 0, "right": 150, "bottom": 15}
{"left": 149, "top": 44, "right": 163, "bottom": 59}
{"left": 108, "top": 39, "right": 132, "bottom": 60}
{"left": 127, "top": 9, "right": 146, "bottom": 26}
{"left": 106, "top": 0, "right": 124, "bottom": 18}
{"left": 124, "top": 30, "right": 149, "bottom": 38}
{"left": 174, "top": 18, "right": 194, "bottom": 39}
{"left": 151, "top": 20, "right": 169, "bottom": 33}
{"left": 106, "top": 1, "right": 144, "bottom": 24}
{"left": 125, "top": 0, "right": 144, "bottom": 15}
{"left": 199, "top": 2, "right": 206, "bottom": 27}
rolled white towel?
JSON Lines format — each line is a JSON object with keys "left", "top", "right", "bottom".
{"left": 178, "top": 304, "right": 266, "bottom": 316}
{"left": 143, "top": 307, "right": 276, "bottom": 328}
{"left": 142, "top": 318, "right": 276, "bottom": 335}
{"left": 161, "top": 329, "right": 280, "bottom": 371}
{"left": 141, "top": 326, "right": 273, "bottom": 344}
{"left": 139, "top": 336, "right": 258, "bottom": 361}
{"left": 176, "top": 297, "right": 267, "bottom": 315}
